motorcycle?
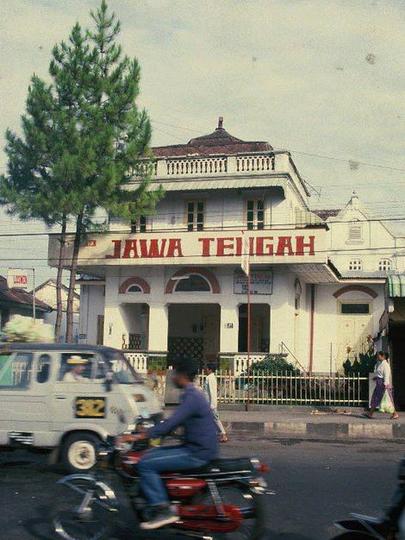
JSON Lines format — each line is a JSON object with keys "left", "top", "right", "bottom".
{"left": 332, "top": 458, "right": 405, "bottom": 540}
{"left": 52, "top": 415, "right": 273, "bottom": 540}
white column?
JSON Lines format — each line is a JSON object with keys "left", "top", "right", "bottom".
{"left": 220, "top": 305, "right": 239, "bottom": 353}
{"left": 148, "top": 303, "right": 168, "bottom": 351}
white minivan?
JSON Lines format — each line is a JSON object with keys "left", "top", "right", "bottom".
{"left": 0, "top": 343, "right": 162, "bottom": 471}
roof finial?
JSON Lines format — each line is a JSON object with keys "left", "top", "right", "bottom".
{"left": 218, "top": 116, "right": 223, "bottom": 129}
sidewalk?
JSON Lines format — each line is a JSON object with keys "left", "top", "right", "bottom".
{"left": 214, "top": 406, "right": 404, "bottom": 440}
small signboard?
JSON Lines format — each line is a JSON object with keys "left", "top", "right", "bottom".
{"left": 7, "top": 269, "right": 28, "bottom": 289}
{"left": 234, "top": 270, "right": 273, "bottom": 295}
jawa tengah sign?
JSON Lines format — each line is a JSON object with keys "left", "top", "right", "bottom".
{"left": 106, "top": 235, "right": 316, "bottom": 259}
{"left": 49, "top": 230, "right": 328, "bottom": 266}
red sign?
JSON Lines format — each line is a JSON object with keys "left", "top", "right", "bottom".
{"left": 7, "top": 269, "right": 29, "bottom": 289}
{"left": 13, "top": 275, "right": 28, "bottom": 286}
{"left": 105, "top": 235, "right": 316, "bottom": 260}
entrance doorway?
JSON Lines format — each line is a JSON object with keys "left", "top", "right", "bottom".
{"left": 238, "top": 304, "right": 270, "bottom": 353}
{"left": 120, "top": 303, "right": 149, "bottom": 350}
{"left": 167, "top": 304, "right": 220, "bottom": 368}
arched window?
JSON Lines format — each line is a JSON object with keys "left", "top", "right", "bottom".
{"left": 379, "top": 259, "right": 392, "bottom": 272}
{"left": 127, "top": 284, "right": 143, "bottom": 293}
{"left": 174, "top": 274, "right": 211, "bottom": 292}
{"left": 349, "top": 259, "right": 362, "bottom": 271}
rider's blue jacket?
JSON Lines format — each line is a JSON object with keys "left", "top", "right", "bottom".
{"left": 148, "top": 383, "right": 219, "bottom": 461}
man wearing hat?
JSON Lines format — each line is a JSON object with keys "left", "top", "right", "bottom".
{"left": 63, "top": 356, "right": 88, "bottom": 382}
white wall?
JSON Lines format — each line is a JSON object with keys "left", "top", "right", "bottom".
{"left": 313, "top": 283, "right": 384, "bottom": 372}
{"left": 79, "top": 285, "right": 105, "bottom": 344}
{"left": 109, "top": 187, "right": 305, "bottom": 233}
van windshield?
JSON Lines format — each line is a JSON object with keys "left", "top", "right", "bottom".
{"left": 104, "top": 351, "right": 143, "bottom": 384}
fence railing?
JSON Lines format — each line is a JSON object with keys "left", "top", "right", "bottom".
{"left": 210, "top": 371, "right": 369, "bottom": 406}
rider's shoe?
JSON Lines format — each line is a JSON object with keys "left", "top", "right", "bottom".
{"left": 140, "top": 505, "right": 179, "bottom": 530}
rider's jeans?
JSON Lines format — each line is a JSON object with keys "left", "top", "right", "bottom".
{"left": 137, "top": 446, "right": 207, "bottom": 506}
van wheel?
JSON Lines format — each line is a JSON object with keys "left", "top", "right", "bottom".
{"left": 61, "top": 432, "right": 100, "bottom": 473}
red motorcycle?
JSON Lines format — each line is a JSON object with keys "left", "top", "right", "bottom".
{"left": 52, "top": 416, "right": 272, "bottom": 540}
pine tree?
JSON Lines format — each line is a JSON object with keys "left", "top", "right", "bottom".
{"left": 0, "top": 1, "right": 162, "bottom": 342}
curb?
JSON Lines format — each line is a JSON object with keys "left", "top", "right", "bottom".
{"left": 224, "top": 421, "right": 405, "bottom": 440}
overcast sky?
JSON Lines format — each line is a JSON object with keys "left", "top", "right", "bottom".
{"left": 1, "top": 0, "right": 405, "bottom": 284}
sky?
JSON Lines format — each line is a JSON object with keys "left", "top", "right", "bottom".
{"left": 1, "top": 0, "right": 405, "bottom": 284}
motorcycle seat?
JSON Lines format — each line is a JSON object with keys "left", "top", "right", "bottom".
{"left": 182, "top": 458, "right": 254, "bottom": 476}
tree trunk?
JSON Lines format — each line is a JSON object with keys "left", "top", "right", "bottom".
{"left": 66, "top": 212, "right": 83, "bottom": 343}
{"left": 55, "top": 215, "right": 67, "bottom": 342}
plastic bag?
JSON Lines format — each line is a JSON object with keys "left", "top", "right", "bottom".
{"left": 379, "top": 389, "right": 395, "bottom": 414}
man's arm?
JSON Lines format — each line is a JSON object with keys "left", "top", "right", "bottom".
{"left": 147, "top": 391, "right": 196, "bottom": 439}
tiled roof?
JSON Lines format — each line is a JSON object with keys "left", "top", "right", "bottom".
{"left": 153, "top": 117, "right": 272, "bottom": 158}
{"left": 0, "top": 276, "right": 52, "bottom": 312}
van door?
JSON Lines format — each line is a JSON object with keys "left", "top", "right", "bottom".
{"left": 0, "top": 351, "right": 53, "bottom": 447}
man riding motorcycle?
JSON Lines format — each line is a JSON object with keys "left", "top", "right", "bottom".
{"left": 121, "top": 358, "right": 219, "bottom": 530}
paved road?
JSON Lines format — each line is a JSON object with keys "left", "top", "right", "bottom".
{"left": 0, "top": 437, "right": 403, "bottom": 540}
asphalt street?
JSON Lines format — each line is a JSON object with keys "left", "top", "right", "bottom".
{"left": 0, "top": 436, "right": 403, "bottom": 540}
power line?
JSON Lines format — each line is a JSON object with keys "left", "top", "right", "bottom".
{"left": 0, "top": 216, "right": 404, "bottom": 238}
{"left": 0, "top": 242, "right": 404, "bottom": 263}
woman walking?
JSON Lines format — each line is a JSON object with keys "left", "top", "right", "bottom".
{"left": 366, "top": 351, "right": 399, "bottom": 420}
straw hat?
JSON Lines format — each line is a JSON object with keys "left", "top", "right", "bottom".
{"left": 67, "top": 355, "right": 88, "bottom": 365}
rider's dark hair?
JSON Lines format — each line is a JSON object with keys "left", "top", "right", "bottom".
{"left": 175, "top": 358, "right": 199, "bottom": 381}
{"left": 377, "top": 350, "right": 389, "bottom": 360}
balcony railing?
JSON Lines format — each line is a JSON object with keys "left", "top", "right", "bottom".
{"left": 166, "top": 157, "right": 227, "bottom": 176}
{"left": 131, "top": 151, "right": 297, "bottom": 181}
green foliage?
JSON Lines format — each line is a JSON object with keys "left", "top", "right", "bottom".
{"left": 343, "top": 351, "right": 376, "bottom": 376}
{"left": 249, "top": 354, "right": 299, "bottom": 374}
{"left": 0, "top": 1, "right": 163, "bottom": 340}
{"left": 147, "top": 355, "right": 167, "bottom": 372}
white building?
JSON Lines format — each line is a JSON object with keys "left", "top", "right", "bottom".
{"left": 48, "top": 119, "right": 405, "bottom": 384}
{"left": 33, "top": 279, "right": 80, "bottom": 342}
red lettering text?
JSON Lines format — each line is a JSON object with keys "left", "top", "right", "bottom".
{"left": 216, "top": 237, "right": 235, "bottom": 257}
{"left": 198, "top": 238, "right": 215, "bottom": 257}
{"left": 167, "top": 239, "right": 183, "bottom": 258}
{"left": 139, "top": 239, "right": 167, "bottom": 258}
{"left": 276, "top": 236, "right": 294, "bottom": 256}
{"left": 106, "top": 240, "right": 122, "bottom": 259}
{"left": 296, "top": 235, "right": 315, "bottom": 256}
{"left": 123, "top": 240, "right": 138, "bottom": 259}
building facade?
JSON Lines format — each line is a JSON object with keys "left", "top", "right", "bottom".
{"left": 33, "top": 279, "right": 80, "bottom": 342}
{"left": 48, "top": 120, "right": 404, "bottom": 376}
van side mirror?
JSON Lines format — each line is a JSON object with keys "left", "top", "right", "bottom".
{"left": 104, "top": 371, "right": 113, "bottom": 392}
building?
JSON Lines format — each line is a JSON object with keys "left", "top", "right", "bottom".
{"left": 313, "top": 193, "right": 405, "bottom": 371}
{"left": 48, "top": 119, "right": 405, "bottom": 383}
{"left": 0, "top": 275, "right": 52, "bottom": 329}
{"left": 33, "top": 279, "right": 80, "bottom": 342}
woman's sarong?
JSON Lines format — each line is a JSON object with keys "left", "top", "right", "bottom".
{"left": 370, "top": 377, "right": 385, "bottom": 409}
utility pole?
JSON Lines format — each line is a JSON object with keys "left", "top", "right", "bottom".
{"left": 241, "top": 233, "right": 251, "bottom": 411}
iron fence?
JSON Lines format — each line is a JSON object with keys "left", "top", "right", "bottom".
{"left": 206, "top": 371, "right": 369, "bottom": 407}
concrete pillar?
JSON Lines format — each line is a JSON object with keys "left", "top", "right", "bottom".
{"left": 148, "top": 303, "right": 169, "bottom": 351}
{"left": 220, "top": 305, "right": 239, "bottom": 353}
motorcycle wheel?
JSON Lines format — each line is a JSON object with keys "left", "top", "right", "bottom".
{"left": 52, "top": 476, "right": 115, "bottom": 540}
{"left": 195, "top": 484, "right": 266, "bottom": 540}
